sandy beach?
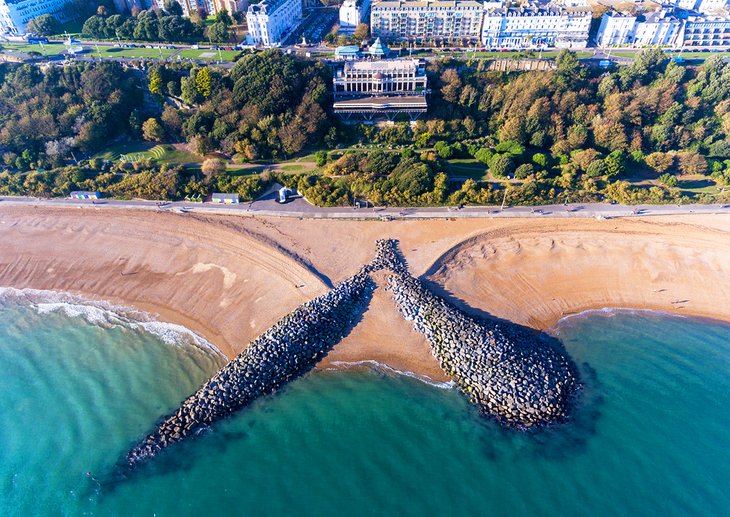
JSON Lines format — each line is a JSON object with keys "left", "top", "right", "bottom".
{"left": 1, "top": 205, "right": 729, "bottom": 381}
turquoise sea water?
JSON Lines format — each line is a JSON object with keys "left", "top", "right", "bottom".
{"left": 0, "top": 291, "right": 729, "bottom": 516}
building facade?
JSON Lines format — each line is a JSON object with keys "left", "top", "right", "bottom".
{"left": 152, "top": 0, "right": 210, "bottom": 16}
{"left": 370, "top": 0, "right": 484, "bottom": 43}
{"left": 595, "top": 12, "right": 637, "bottom": 46}
{"left": 675, "top": 0, "right": 729, "bottom": 15}
{"left": 632, "top": 9, "right": 682, "bottom": 46}
{"left": 339, "top": 0, "right": 370, "bottom": 33}
{"left": 597, "top": 7, "right": 728, "bottom": 47}
{"left": 210, "top": 0, "right": 247, "bottom": 15}
{"left": 246, "top": 0, "right": 302, "bottom": 47}
{"left": 680, "top": 13, "right": 730, "bottom": 46}
{"left": 333, "top": 58, "right": 427, "bottom": 97}
{"left": 481, "top": 6, "right": 591, "bottom": 49}
{"left": 0, "top": 0, "right": 72, "bottom": 34}
{"left": 332, "top": 59, "right": 428, "bottom": 120}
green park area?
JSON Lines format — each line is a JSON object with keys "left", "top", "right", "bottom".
{"left": 0, "top": 42, "right": 65, "bottom": 56}
{"left": 94, "top": 46, "right": 179, "bottom": 59}
{"left": 93, "top": 142, "right": 200, "bottom": 166}
{"left": 176, "top": 49, "right": 241, "bottom": 62}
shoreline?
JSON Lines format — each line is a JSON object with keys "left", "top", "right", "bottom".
{"left": 1, "top": 205, "right": 730, "bottom": 380}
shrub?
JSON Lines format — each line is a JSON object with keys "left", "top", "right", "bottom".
{"left": 490, "top": 154, "right": 514, "bottom": 178}
{"left": 586, "top": 160, "right": 608, "bottom": 177}
{"left": 514, "top": 163, "right": 534, "bottom": 179}
{"left": 657, "top": 173, "right": 678, "bottom": 187}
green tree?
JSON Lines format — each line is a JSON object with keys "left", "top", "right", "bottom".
{"left": 433, "top": 141, "right": 453, "bottom": 159}
{"left": 164, "top": 0, "right": 183, "bottom": 15}
{"left": 206, "top": 22, "right": 229, "bottom": 43}
{"left": 215, "top": 9, "right": 233, "bottom": 26}
{"left": 314, "top": 150, "right": 328, "bottom": 167}
{"left": 82, "top": 15, "right": 107, "bottom": 38}
{"left": 142, "top": 118, "right": 165, "bottom": 142}
{"left": 27, "top": 14, "right": 61, "bottom": 36}
{"left": 514, "top": 163, "right": 534, "bottom": 179}
{"left": 490, "top": 154, "right": 514, "bottom": 178}
{"left": 180, "top": 75, "right": 198, "bottom": 105}
{"left": 532, "top": 153, "right": 549, "bottom": 168}
{"left": 605, "top": 151, "right": 626, "bottom": 178}
{"left": 148, "top": 67, "right": 163, "bottom": 95}
{"left": 195, "top": 67, "right": 211, "bottom": 99}
{"left": 658, "top": 173, "right": 678, "bottom": 187}
{"left": 166, "top": 80, "right": 180, "bottom": 97}
{"left": 554, "top": 49, "right": 584, "bottom": 89}
{"left": 586, "top": 159, "right": 608, "bottom": 178}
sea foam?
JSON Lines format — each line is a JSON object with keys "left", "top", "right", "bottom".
{"left": 327, "top": 359, "right": 456, "bottom": 390}
{"left": 0, "top": 287, "right": 225, "bottom": 358}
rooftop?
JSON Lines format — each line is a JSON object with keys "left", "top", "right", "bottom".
{"left": 368, "top": 37, "right": 390, "bottom": 57}
{"left": 343, "top": 58, "right": 421, "bottom": 72}
{"left": 247, "top": 0, "right": 291, "bottom": 15}
{"left": 335, "top": 45, "right": 362, "bottom": 55}
{"left": 212, "top": 193, "right": 241, "bottom": 199}
{"left": 372, "top": 0, "right": 483, "bottom": 9}
{"left": 484, "top": 6, "right": 592, "bottom": 16}
{"left": 333, "top": 95, "right": 428, "bottom": 109}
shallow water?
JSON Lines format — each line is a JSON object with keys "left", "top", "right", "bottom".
{"left": 0, "top": 293, "right": 728, "bottom": 516}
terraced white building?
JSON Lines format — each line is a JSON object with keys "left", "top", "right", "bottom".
{"left": 246, "top": 0, "right": 302, "bottom": 47}
{"left": 370, "top": 0, "right": 484, "bottom": 44}
{"left": 0, "top": 0, "right": 71, "bottom": 34}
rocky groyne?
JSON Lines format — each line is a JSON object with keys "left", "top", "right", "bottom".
{"left": 376, "top": 239, "right": 581, "bottom": 428}
{"left": 125, "top": 238, "right": 580, "bottom": 470}
{"left": 125, "top": 271, "right": 374, "bottom": 469}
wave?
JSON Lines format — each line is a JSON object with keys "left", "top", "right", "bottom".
{"left": 0, "top": 287, "right": 225, "bottom": 358}
{"left": 326, "top": 359, "right": 456, "bottom": 390}
{"left": 549, "top": 307, "right": 690, "bottom": 336}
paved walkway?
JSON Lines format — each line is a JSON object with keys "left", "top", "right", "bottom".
{"left": 2, "top": 196, "right": 728, "bottom": 220}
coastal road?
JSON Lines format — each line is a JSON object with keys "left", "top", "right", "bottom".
{"left": 2, "top": 195, "right": 729, "bottom": 220}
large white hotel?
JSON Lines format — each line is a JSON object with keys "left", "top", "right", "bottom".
{"left": 0, "top": 0, "right": 72, "bottom": 34}
{"left": 246, "top": 0, "right": 302, "bottom": 47}
{"left": 481, "top": 5, "right": 592, "bottom": 49}
{"left": 370, "top": 0, "right": 485, "bottom": 44}
{"left": 369, "top": 1, "right": 592, "bottom": 48}
{"left": 596, "top": 2, "right": 730, "bottom": 48}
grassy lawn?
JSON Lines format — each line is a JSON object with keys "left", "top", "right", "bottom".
{"left": 92, "top": 142, "right": 201, "bottom": 165}
{"left": 94, "top": 47, "right": 178, "bottom": 59}
{"left": 176, "top": 49, "right": 241, "bottom": 61}
{"left": 447, "top": 159, "right": 488, "bottom": 180}
{"left": 0, "top": 42, "right": 64, "bottom": 56}
{"left": 154, "top": 145, "right": 201, "bottom": 165}
{"left": 280, "top": 164, "right": 307, "bottom": 171}
{"left": 676, "top": 175, "right": 720, "bottom": 196}
{"left": 92, "top": 141, "right": 157, "bottom": 161}
{"left": 226, "top": 165, "right": 264, "bottom": 176}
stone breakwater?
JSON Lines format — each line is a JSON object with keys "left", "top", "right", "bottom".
{"left": 376, "top": 239, "right": 581, "bottom": 428}
{"left": 125, "top": 272, "right": 374, "bottom": 469}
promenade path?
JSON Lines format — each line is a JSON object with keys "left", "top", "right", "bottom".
{"left": 2, "top": 195, "right": 729, "bottom": 220}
